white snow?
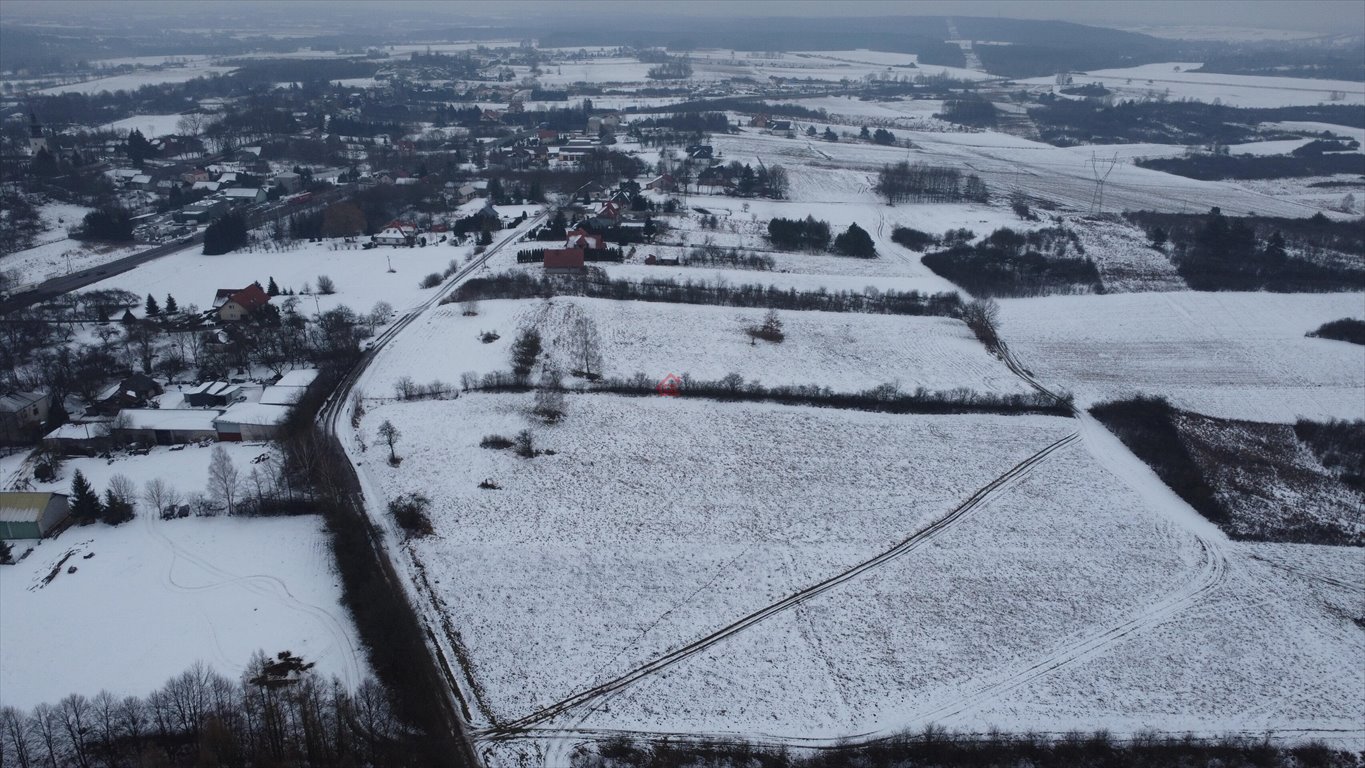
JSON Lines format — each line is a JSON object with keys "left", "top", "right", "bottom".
{"left": 0, "top": 515, "right": 360, "bottom": 709}
{"left": 999, "top": 291, "right": 1365, "bottom": 422}
{"left": 1024, "top": 63, "right": 1365, "bottom": 108}
{"left": 365, "top": 297, "right": 1031, "bottom": 396}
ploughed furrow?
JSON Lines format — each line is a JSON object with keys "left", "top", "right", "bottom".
{"left": 481, "top": 431, "right": 1081, "bottom": 739}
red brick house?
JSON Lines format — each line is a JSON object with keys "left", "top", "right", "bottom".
{"left": 543, "top": 248, "right": 586, "bottom": 274}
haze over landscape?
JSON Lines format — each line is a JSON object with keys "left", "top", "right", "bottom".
{"left": 0, "top": 2, "right": 1362, "bottom": 766}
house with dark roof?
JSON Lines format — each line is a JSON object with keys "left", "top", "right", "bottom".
{"left": 0, "top": 391, "right": 50, "bottom": 443}
{"left": 91, "top": 374, "right": 163, "bottom": 415}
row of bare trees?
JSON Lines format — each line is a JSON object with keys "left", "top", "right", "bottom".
{"left": 0, "top": 656, "right": 409, "bottom": 768}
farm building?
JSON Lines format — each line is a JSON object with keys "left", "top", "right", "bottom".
{"left": 182, "top": 381, "right": 245, "bottom": 408}
{"left": 0, "top": 492, "right": 71, "bottom": 539}
{"left": 91, "top": 374, "right": 163, "bottom": 415}
{"left": 117, "top": 409, "right": 220, "bottom": 444}
{"left": 214, "top": 403, "right": 290, "bottom": 441}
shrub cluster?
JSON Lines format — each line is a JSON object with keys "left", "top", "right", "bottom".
{"left": 467, "top": 372, "right": 1072, "bottom": 417}
{"left": 875, "top": 161, "right": 989, "bottom": 204}
{"left": 446, "top": 271, "right": 963, "bottom": 317}
{"left": 922, "top": 226, "right": 1101, "bottom": 297}
{"left": 1307, "top": 317, "right": 1365, "bottom": 345}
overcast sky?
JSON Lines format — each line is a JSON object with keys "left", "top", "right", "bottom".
{"left": 3, "top": 0, "right": 1362, "bottom": 34}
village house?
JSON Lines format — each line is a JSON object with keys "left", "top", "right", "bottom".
{"left": 373, "top": 221, "right": 417, "bottom": 246}
{"left": 543, "top": 248, "right": 586, "bottom": 275}
{"left": 90, "top": 374, "right": 164, "bottom": 416}
{"left": 645, "top": 173, "right": 675, "bottom": 192}
{"left": 0, "top": 391, "right": 51, "bottom": 443}
{"left": 212, "top": 284, "right": 271, "bottom": 323}
{"left": 566, "top": 228, "right": 606, "bottom": 250}
{"left": 221, "top": 187, "right": 267, "bottom": 206}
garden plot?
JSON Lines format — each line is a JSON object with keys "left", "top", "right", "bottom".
{"left": 0, "top": 514, "right": 362, "bottom": 710}
{"left": 999, "top": 291, "right": 1365, "bottom": 422}
{"left": 83, "top": 238, "right": 475, "bottom": 315}
{"left": 359, "top": 394, "right": 1077, "bottom": 725}
{"left": 364, "top": 297, "right": 1030, "bottom": 397}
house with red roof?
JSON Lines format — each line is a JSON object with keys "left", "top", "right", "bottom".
{"left": 566, "top": 228, "right": 605, "bottom": 250}
{"left": 212, "top": 283, "right": 271, "bottom": 322}
{"left": 543, "top": 248, "right": 586, "bottom": 275}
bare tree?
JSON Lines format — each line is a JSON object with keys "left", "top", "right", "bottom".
{"left": 176, "top": 112, "right": 209, "bottom": 136}
{"left": 143, "top": 478, "right": 182, "bottom": 518}
{"left": 961, "top": 297, "right": 1001, "bottom": 349}
{"left": 107, "top": 474, "right": 138, "bottom": 515}
{"left": 567, "top": 313, "right": 603, "bottom": 378}
{"left": 1, "top": 705, "right": 34, "bottom": 768}
{"left": 207, "top": 446, "right": 240, "bottom": 514}
{"left": 376, "top": 420, "right": 401, "bottom": 464}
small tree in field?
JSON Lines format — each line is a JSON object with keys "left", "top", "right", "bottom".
{"left": 102, "top": 474, "right": 137, "bottom": 525}
{"left": 961, "top": 297, "right": 1001, "bottom": 349}
{"left": 510, "top": 327, "right": 542, "bottom": 381}
{"left": 207, "top": 446, "right": 240, "bottom": 514}
{"left": 377, "top": 420, "right": 401, "bottom": 465}
{"left": 316, "top": 274, "right": 336, "bottom": 295}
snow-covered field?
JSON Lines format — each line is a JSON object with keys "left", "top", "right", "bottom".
{"left": 97, "top": 113, "right": 189, "bottom": 138}
{"left": 82, "top": 238, "right": 477, "bottom": 315}
{"left": 0, "top": 514, "right": 362, "bottom": 709}
{"left": 999, "top": 291, "right": 1365, "bottom": 422}
{"left": 1024, "top": 63, "right": 1365, "bottom": 108}
{"left": 364, "top": 297, "right": 1030, "bottom": 396}
{"left": 357, "top": 393, "right": 1362, "bottom": 743}
{"left": 36, "top": 66, "right": 236, "bottom": 95}
{"left": 1, "top": 237, "right": 144, "bottom": 289}
{"left": 707, "top": 127, "right": 1323, "bottom": 218}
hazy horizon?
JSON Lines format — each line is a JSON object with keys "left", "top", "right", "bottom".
{"left": 2, "top": 0, "right": 1363, "bottom": 36}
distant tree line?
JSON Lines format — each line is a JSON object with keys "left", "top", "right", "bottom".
{"left": 1029, "top": 100, "right": 1365, "bottom": 147}
{"left": 921, "top": 226, "right": 1102, "bottom": 297}
{"left": 574, "top": 725, "right": 1358, "bottom": 768}
{"left": 0, "top": 657, "right": 415, "bottom": 768}
{"left": 939, "top": 96, "right": 997, "bottom": 127}
{"left": 1307, "top": 318, "right": 1365, "bottom": 346}
{"left": 448, "top": 270, "right": 963, "bottom": 316}
{"left": 1129, "top": 208, "right": 1365, "bottom": 291}
{"left": 875, "top": 161, "right": 989, "bottom": 204}
{"left": 1136, "top": 151, "right": 1365, "bottom": 181}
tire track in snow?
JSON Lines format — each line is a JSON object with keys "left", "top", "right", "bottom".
{"left": 140, "top": 511, "right": 363, "bottom": 688}
{"left": 901, "top": 529, "right": 1228, "bottom": 726}
{"left": 480, "top": 431, "right": 1080, "bottom": 739}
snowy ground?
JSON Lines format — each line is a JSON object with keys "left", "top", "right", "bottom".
{"left": 1022, "top": 63, "right": 1365, "bottom": 108}
{"left": 364, "top": 297, "right": 1030, "bottom": 397}
{"left": 356, "top": 393, "right": 1361, "bottom": 745}
{"left": 96, "top": 114, "right": 190, "bottom": 138}
{"left": 0, "top": 514, "right": 362, "bottom": 709}
{"left": 999, "top": 291, "right": 1365, "bottom": 422}
{"left": 1, "top": 237, "right": 144, "bottom": 290}
{"left": 34, "top": 65, "right": 236, "bottom": 95}
{"left": 81, "top": 237, "right": 478, "bottom": 315}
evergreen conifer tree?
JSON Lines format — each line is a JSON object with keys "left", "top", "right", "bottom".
{"left": 145, "top": 294, "right": 160, "bottom": 317}
{"left": 70, "top": 470, "right": 103, "bottom": 525}
{"left": 165, "top": 294, "right": 179, "bottom": 314}
{"left": 267, "top": 276, "right": 280, "bottom": 296}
